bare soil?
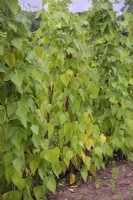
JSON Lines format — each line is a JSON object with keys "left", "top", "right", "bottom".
{"left": 47, "top": 161, "right": 133, "bottom": 200}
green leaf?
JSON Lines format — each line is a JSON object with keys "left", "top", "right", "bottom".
{"left": 46, "top": 175, "right": 56, "bottom": 194}
{"left": 129, "top": 79, "right": 133, "bottom": 85}
{"left": 52, "top": 162, "right": 62, "bottom": 177}
{"left": 94, "top": 147, "right": 103, "bottom": 157}
{"left": 83, "top": 156, "right": 91, "bottom": 170}
{"left": 33, "top": 185, "right": 46, "bottom": 200}
{"left": 4, "top": 68, "right": 14, "bottom": 81}
{"left": 71, "top": 77, "right": 81, "bottom": 90}
{"left": 29, "top": 155, "right": 40, "bottom": 175}
{"left": 78, "top": 123, "right": 85, "bottom": 133}
{"left": 0, "top": 107, "right": 5, "bottom": 124}
{"left": 16, "top": 101, "right": 28, "bottom": 128}
{"left": 42, "top": 147, "right": 60, "bottom": 163}
{"left": 73, "top": 39, "right": 81, "bottom": 50}
{"left": 34, "top": 46, "right": 42, "bottom": 57}
{"left": 48, "top": 123, "right": 54, "bottom": 139}
{"left": 2, "top": 190, "right": 20, "bottom": 200}
{"left": 94, "top": 2, "right": 112, "bottom": 11}
{"left": 32, "top": 68, "right": 43, "bottom": 84}
{"left": 103, "top": 143, "right": 113, "bottom": 157}
{"left": 87, "top": 82, "right": 99, "bottom": 98}
{"left": 12, "top": 158, "right": 24, "bottom": 173}
{"left": 63, "top": 123, "right": 72, "bottom": 144}
{"left": 30, "top": 125, "right": 39, "bottom": 136}
{"left": 125, "top": 119, "right": 133, "bottom": 129}
{"left": 11, "top": 38, "right": 23, "bottom": 50}
{"left": 60, "top": 73, "right": 71, "bottom": 87}
{"left": 32, "top": 135, "right": 41, "bottom": 149}
{"left": 0, "top": 63, "right": 5, "bottom": 72}
{"left": 66, "top": 150, "right": 73, "bottom": 160}
{"left": 61, "top": 12, "right": 70, "bottom": 25}
{"left": 22, "top": 186, "right": 32, "bottom": 200}
{"left": 59, "top": 113, "right": 68, "bottom": 125}
{"left": 0, "top": 86, "right": 7, "bottom": 105}
{"left": 38, "top": 162, "right": 47, "bottom": 180}
{"left": 80, "top": 167, "right": 88, "bottom": 182}
{"left": 101, "top": 2, "right": 112, "bottom": 10}
{"left": 4, "top": 53, "right": 16, "bottom": 68}
{"left": 35, "top": 11, "right": 42, "bottom": 19}
{"left": 10, "top": 127, "right": 27, "bottom": 150}
{"left": 8, "top": 21, "right": 17, "bottom": 32}
{"left": 7, "top": 102, "right": 17, "bottom": 118}
{"left": 5, "top": 165, "right": 15, "bottom": 184}
{"left": 89, "top": 68, "right": 100, "bottom": 83}
{"left": 109, "top": 11, "right": 116, "bottom": 20}
{"left": 6, "top": 0, "right": 19, "bottom": 14}
{"left": 0, "top": 44, "right": 4, "bottom": 55}
{"left": 11, "top": 71, "right": 24, "bottom": 89}
{"left": 78, "top": 89, "right": 85, "bottom": 102}
{"left": 26, "top": 50, "right": 36, "bottom": 62}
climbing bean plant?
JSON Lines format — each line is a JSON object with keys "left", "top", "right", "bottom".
{"left": 0, "top": 0, "right": 133, "bottom": 199}
{"left": 0, "top": 0, "right": 47, "bottom": 199}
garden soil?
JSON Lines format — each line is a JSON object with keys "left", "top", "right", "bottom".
{"left": 47, "top": 161, "right": 133, "bottom": 200}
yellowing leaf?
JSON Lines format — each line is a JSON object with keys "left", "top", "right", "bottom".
{"left": 58, "top": 183, "right": 64, "bottom": 187}
{"left": 66, "top": 69, "right": 73, "bottom": 77}
{"left": 60, "top": 73, "right": 71, "bottom": 87}
{"left": 68, "top": 188, "right": 74, "bottom": 192}
{"left": 64, "top": 157, "right": 70, "bottom": 167}
{"left": 25, "top": 167, "right": 31, "bottom": 177}
{"left": 86, "top": 123, "right": 93, "bottom": 135}
{"left": 90, "top": 165, "right": 96, "bottom": 176}
{"left": 80, "top": 151, "right": 85, "bottom": 159}
{"left": 70, "top": 173, "right": 75, "bottom": 185}
{"left": 129, "top": 79, "right": 133, "bottom": 85}
{"left": 83, "top": 112, "right": 90, "bottom": 124}
{"left": 85, "top": 139, "right": 94, "bottom": 150}
{"left": 83, "top": 156, "right": 91, "bottom": 170}
{"left": 4, "top": 53, "right": 16, "bottom": 68}
{"left": 100, "top": 134, "right": 106, "bottom": 144}
{"left": 60, "top": 70, "right": 73, "bottom": 87}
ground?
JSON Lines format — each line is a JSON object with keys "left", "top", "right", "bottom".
{"left": 47, "top": 160, "right": 133, "bottom": 200}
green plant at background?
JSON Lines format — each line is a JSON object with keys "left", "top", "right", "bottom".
{"left": 83, "top": 0, "right": 133, "bottom": 162}
{"left": 0, "top": 0, "right": 133, "bottom": 199}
